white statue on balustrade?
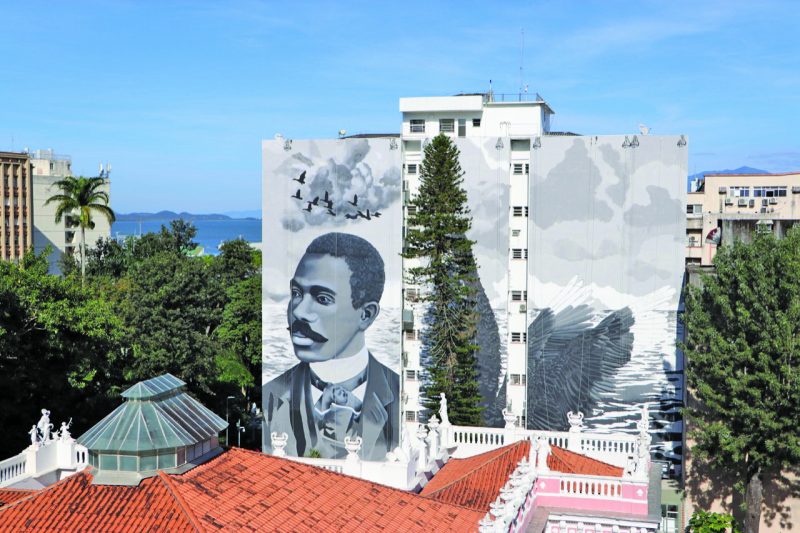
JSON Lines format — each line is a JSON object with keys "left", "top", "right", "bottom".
{"left": 438, "top": 393, "right": 450, "bottom": 426}
{"left": 58, "top": 418, "right": 73, "bottom": 441}
{"left": 29, "top": 425, "right": 39, "bottom": 447}
{"left": 36, "top": 409, "right": 53, "bottom": 443}
{"left": 534, "top": 436, "right": 551, "bottom": 473}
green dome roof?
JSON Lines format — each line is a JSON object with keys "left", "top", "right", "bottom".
{"left": 78, "top": 374, "right": 227, "bottom": 454}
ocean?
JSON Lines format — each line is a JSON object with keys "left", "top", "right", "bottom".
{"left": 112, "top": 218, "right": 261, "bottom": 256}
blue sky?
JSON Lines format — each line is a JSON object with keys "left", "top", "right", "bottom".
{"left": 1, "top": 0, "right": 798, "bottom": 213}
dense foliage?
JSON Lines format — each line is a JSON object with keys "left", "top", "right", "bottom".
{"left": 0, "top": 221, "right": 261, "bottom": 457}
{"left": 403, "top": 134, "right": 482, "bottom": 425}
{"left": 684, "top": 226, "right": 800, "bottom": 533}
{"left": 689, "top": 511, "right": 741, "bottom": 533}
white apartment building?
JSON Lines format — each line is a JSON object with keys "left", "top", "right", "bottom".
{"left": 400, "top": 92, "right": 554, "bottom": 427}
{"left": 29, "top": 149, "right": 111, "bottom": 273}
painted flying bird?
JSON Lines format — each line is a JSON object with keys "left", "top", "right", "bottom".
{"left": 326, "top": 208, "right": 336, "bottom": 216}
{"left": 348, "top": 194, "right": 358, "bottom": 206}
{"left": 526, "top": 305, "right": 634, "bottom": 431}
{"left": 303, "top": 202, "right": 314, "bottom": 212}
{"left": 291, "top": 189, "right": 303, "bottom": 200}
{"left": 372, "top": 211, "right": 381, "bottom": 218}
{"left": 293, "top": 171, "right": 307, "bottom": 184}
{"left": 344, "top": 213, "right": 358, "bottom": 219}
{"left": 322, "top": 191, "right": 331, "bottom": 203}
{"left": 356, "top": 210, "right": 370, "bottom": 220}
{"left": 310, "top": 196, "right": 320, "bottom": 206}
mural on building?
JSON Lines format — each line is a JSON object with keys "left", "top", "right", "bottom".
{"left": 453, "top": 138, "right": 510, "bottom": 426}
{"left": 262, "top": 138, "right": 402, "bottom": 460}
{"left": 527, "top": 135, "right": 687, "bottom": 473}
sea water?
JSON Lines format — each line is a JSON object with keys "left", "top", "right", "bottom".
{"left": 112, "top": 218, "right": 261, "bottom": 256}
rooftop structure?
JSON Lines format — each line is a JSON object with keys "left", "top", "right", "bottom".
{"left": 77, "top": 374, "right": 227, "bottom": 486}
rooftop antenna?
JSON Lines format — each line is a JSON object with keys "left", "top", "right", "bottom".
{"left": 519, "top": 28, "right": 525, "bottom": 98}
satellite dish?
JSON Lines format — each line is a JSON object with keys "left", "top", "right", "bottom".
{"left": 639, "top": 124, "right": 650, "bottom": 135}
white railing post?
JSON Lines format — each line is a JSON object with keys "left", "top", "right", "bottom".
{"left": 416, "top": 424, "right": 428, "bottom": 470}
{"left": 427, "top": 415, "right": 440, "bottom": 459}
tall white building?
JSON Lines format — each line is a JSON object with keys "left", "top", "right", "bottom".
{"left": 399, "top": 93, "right": 554, "bottom": 427}
{"left": 29, "top": 149, "right": 111, "bottom": 273}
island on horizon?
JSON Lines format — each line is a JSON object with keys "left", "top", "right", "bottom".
{"left": 116, "top": 210, "right": 261, "bottom": 222}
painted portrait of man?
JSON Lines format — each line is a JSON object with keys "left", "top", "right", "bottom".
{"left": 262, "top": 232, "right": 399, "bottom": 460}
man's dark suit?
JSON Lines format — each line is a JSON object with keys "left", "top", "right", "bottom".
{"left": 263, "top": 354, "right": 399, "bottom": 461}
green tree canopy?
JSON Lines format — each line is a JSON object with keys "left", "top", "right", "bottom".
{"left": 403, "top": 134, "right": 482, "bottom": 425}
{"left": 684, "top": 226, "right": 800, "bottom": 533}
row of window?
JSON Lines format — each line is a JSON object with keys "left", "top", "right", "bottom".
{"left": 511, "top": 248, "right": 528, "bottom": 260}
{"left": 510, "top": 290, "right": 527, "bottom": 301}
{"left": 512, "top": 206, "right": 529, "bottom": 217}
{"left": 511, "top": 332, "right": 527, "bottom": 343}
{"left": 409, "top": 118, "right": 481, "bottom": 135}
{"left": 406, "top": 162, "right": 528, "bottom": 176}
{"left": 726, "top": 185, "right": 788, "bottom": 198}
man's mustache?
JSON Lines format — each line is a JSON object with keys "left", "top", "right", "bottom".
{"left": 287, "top": 320, "right": 328, "bottom": 343}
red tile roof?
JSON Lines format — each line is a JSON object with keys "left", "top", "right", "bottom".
{"left": 0, "top": 488, "right": 35, "bottom": 507}
{"left": 0, "top": 448, "right": 485, "bottom": 532}
{"left": 420, "top": 440, "right": 530, "bottom": 512}
{"left": 420, "top": 439, "right": 623, "bottom": 512}
{"left": 548, "top": 446, "right": 624, "bottom": 478}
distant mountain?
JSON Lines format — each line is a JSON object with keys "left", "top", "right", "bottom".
{"left": 222, "top": 209, "right": 261, "bottom": 219}
{"left": 116, "top": 210, "right": 259, "bottom": 222}
{"left": 687, "top": 166, "right": 768, "bottom": 191}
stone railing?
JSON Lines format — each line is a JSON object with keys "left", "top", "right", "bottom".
{"left": 0, "top": 453, "right": 28, "bottom": 488}
{"left": 444, "top": 424, "right": 638, "bottom": 468}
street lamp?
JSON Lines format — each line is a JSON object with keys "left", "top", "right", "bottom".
{"left": 225, "top": 396, "right": 235, "bottom": 446}
{"left": 236, "top": 420, "right": 245, "bottom": 447}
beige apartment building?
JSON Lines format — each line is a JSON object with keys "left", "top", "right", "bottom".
{"left": 29, "top": 149, "right": 111, "bottom": 273}
{"left": 0, "top": 152, "right": 33, "bottom": 261}
{"left": 686, "top": 172, "right": 800, "bottom": 265}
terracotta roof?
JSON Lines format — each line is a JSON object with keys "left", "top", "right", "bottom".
{"left": 421, "top": 440, "right": 531, "bottom": 511}
{"left": 0, "top": 488, "right": 35, "bottom": 507}
{"left": 0, "top": 449, "right": 484, "bottom": 532}
{"left": 170, "top": 447, "right": 484, "bottom": 532}
{"left": 0, "top": 470, "right": 195, "bottom": 532}
{"left": 548, "top": 446, "right": 624, "bottom": 478}
{"left": 420, "top": 439, "right": 623, "bottom": 512}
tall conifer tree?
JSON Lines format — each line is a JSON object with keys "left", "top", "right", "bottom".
{"left": 403, "top": 134, "right": 483, "bottom": 425}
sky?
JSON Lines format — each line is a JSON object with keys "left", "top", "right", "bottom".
{"left": 0, "top": 0, "right": 798, "bottom": 213}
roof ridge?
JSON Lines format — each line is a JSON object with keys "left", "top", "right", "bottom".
{"left": 422, "top": 441, "right": 528, "bottom": 497}
{"left": 210, "top": 448, "right": 490, "bottom": 516}
{"left": 157, "top": 470, "right": 204, "bottom": 532}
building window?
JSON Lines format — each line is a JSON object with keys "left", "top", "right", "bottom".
{"left": 661, "top": 504, "right": 679, "bottom": 533}
{"left": 512, "top": 229, "right": 521, "bottom": 237}
{"left": 410, "top": 119, "right": 425, "bottom": 133}
{"left": 512, "top": 206, "right": 528, "bottom": 217}
{"left": 404, "top": 330, "right": 418, "bottom": 341}
{"left": 511, "top": 248, "right": 527, "bottom": 260}
{"left": 511, "top": 332, "right": 527, "bottom": 343}
{"left": 406, "top": 163, "right": 418, "bottom": 175}
{"left": 686, "top": 204, "right": 702, "bottom": 214}
{"left": 510, "top": 139, "right": 530, "bottom": 152}
{"left": 515, "top": 415, "right": 526, "bottom": 428}
{"left": 473, "top": 118, "right": 481, "bottom": 127}
{"left": 407, "top": 205, "right": 418, "bottom": 216}
{"left": 439, "top": 119, "right": 455, "bottom": 133}
{"left": 510, "top": 290, "right": 527, "bottom": 301}
{"left": 513, "top": 163, "right": 530, "bottom": 175}
{"left": 406, "top": 287, "right": 420, "bottom": 302}
{"left": 510, "top": 374, "right": 527, "bottom": 386}
{"left": 405, "top": 369, "right": 418, "bottom": 381}
{"left": 730, "top": 186, "right": 750, "bottom": 197}
{"left": 405, "top": 411, "right": 418, "bottom": 422}
{"left": 458, "top": 119, "right": 466, "bottom": 137}
{"left": 753, "top": 186, "right": 788, "bottom": 197}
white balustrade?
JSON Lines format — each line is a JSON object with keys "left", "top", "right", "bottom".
{"left": 0, "top": 454, "right": 28, "bottom": 487}
{"left": 556, "top": 475, "right": 622, "bottom": 498}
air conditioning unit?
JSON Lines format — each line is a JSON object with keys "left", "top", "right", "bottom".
{"left": 793, "top": 186, "right": 800, "bottom": 194}
{"left": 769, "top": 197, "right": 778, "bottom": 205}
{"left": 749, "top": 199, "right": 755, "bottom": 208}
{"left": 760, "top": 207, "right": 768, "bottom": 213}
{"left": 718, "top": 187, "right": 727, "bottom": 194}
{"left": 737, "top": 198, "right": 747, "bottom": 207}
{"left": 519, "top": 304, "right": 526, "bottom": 313}
{"left": 762, "top": 199, "right": 769, "bottom": 206}
{"left": 724, "top": 198, "right": 733, "bottom": 206}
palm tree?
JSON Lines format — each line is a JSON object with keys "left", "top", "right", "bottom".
{"left": 45, "top": 175, "right": 115, "bottom": 282}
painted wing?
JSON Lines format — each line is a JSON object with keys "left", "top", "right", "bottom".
{"left": 527, "top": 306, "right": 634, "bottom": 430}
